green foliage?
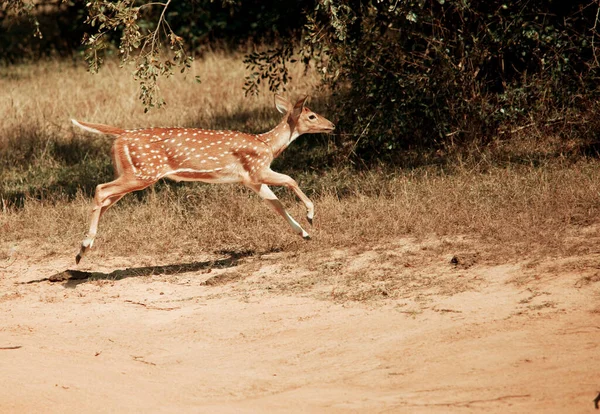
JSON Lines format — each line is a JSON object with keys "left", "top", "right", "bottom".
{"left": 243, "top": 44, "right": 294, "bottom": 95}
{"left": 300, "top": 0, "right": 600, "bottom": 162}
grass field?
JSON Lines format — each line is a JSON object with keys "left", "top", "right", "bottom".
{"left": 2, "top": 50, "right": 600, "bottom": 264}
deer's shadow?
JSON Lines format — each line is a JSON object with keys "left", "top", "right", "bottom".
{"left": 32, "top": 250, "right": 253, "bottom": 288}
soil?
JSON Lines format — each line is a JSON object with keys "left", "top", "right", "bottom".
{"left": 1, "top": 236, "right": 599, "bottom": 413}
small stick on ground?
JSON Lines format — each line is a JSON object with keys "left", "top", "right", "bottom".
{"left": 132, "top": 355, "right": 157, "bottom": 366}
{"left": 124, "top": 300, "right": 180, "bottom": 311}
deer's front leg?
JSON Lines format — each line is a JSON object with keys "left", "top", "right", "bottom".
{"left": 257, "top": 169, "right": 315, "bottom": 225}
{"left": 246, "top": 183, "right": 310, "bottom": 239}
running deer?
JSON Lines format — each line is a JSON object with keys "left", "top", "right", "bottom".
{"left": 71, "top": 95, "right": 335, "bottom": 264}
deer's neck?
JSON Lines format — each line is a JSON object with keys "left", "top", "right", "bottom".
{"left": 259, "top": 114, "right": 299, "bottom": 158}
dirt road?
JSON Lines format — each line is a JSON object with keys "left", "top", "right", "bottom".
{"left": 1, "top": 238, "right": 598, "bottom": 413}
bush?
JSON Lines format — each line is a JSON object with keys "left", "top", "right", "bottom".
{"left": 295, "top": 0, "right": 600, "bottom": 163}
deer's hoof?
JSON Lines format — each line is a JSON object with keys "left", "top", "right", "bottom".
{"left": 76, "top": 240, "right": 92, "bottom": 264}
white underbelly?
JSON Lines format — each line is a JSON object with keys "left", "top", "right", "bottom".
{"left": 164, "top": 172, "right": 242, "bottom": 184}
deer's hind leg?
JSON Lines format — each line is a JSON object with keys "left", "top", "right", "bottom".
{"left": 76, "top": 140, "right": 157, "bottom": 263}
{"left": 77, "top": 174, "right": 154, "bottom": 264}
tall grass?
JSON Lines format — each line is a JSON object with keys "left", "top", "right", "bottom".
{"left": 1, "top": 52, "right": 600, "bottom": 264}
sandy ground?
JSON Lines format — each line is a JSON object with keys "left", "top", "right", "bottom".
{"left": 1, "top": 236, "right": 599, "bottom": 413}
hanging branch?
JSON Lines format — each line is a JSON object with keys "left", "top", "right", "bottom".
{"left": 243, "top": 44, "right": 295, "bottom": 96}
{"left": 83, "top": 0, "right": 193, "bottom": 111}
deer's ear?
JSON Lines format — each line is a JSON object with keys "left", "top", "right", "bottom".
{"left": 292, "top": 95, "right": 309, "bottom": 119}
{"left": 275, "top": 94, "right": 292, "bottom": 114}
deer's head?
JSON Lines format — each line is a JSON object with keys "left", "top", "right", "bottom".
{"left": 275, "top": 95, "right": 335, "bottom": 138}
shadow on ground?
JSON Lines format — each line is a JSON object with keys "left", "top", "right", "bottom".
{"left": 25, "top": 250, "right": 254, "bottom": 288}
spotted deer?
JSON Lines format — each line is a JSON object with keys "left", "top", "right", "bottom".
{"left": 71, "top": 95, "right": 335, "bottom": 263}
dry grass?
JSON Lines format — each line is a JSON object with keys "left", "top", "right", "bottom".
{"left": 0, "top": 49, "right": 322, "bottom": 133}
{"left": 3, "top": 161, "right": 600, "bottom": 264}
{"left": 2, "top": 51, "right": 600, "bottom": 267}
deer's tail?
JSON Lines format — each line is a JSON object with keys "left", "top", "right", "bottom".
{"left": 71, "top": 119, "right": 126, "bottom": 136}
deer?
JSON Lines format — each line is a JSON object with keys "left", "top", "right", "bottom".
{"left": 71, "top": 95, "right": 335, "bottom": 264}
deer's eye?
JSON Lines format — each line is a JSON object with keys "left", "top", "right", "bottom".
{"left": 308, "top": 114, "right": 317, "bottom": 120}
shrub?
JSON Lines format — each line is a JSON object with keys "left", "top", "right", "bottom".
{"left": 294, "top": 0, "right": 600, "bottom": 162}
